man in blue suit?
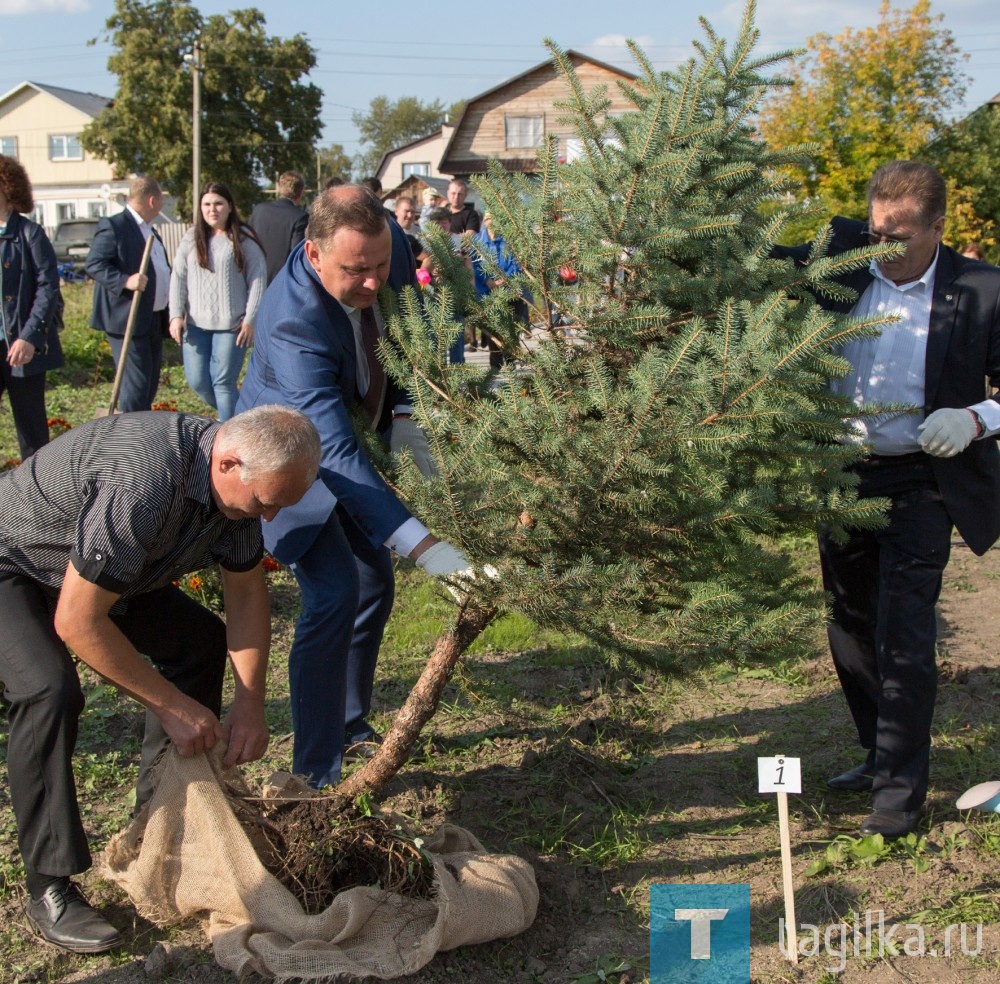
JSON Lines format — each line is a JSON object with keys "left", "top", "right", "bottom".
{"left": 777, "top": 161, "right": 1000, "bottom": 838}
{"left": 237, "top": 184, "right": 472, "bottom": 788}
{"left": 86, "top": 177, "right": 170, "bottom": 412}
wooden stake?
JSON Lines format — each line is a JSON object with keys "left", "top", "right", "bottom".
{"left": 776, "top": 789, "right": 798, "bottom": 962}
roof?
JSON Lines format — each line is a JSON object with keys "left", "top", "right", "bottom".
{"left": 380, "top": 172, "right": 451, "bottom": 203}
{"left": 0, "top": 80, "right": 111, "bottom": 118}
{"left": 440, "top": 49, "right": 636, "bottom": 171}
{"left": 375, "top": 123, "right": 454, "bottom": 182}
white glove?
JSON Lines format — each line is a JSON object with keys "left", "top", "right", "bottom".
{"left": 414, "top": 541, "right": 471, "bottom": 577}
{"left": 414, "top": 541, "right": 499, "bottom": 602}
{"left": 917, "top": 408, "right": 979, "bottom": 458}
{"left": 390, "top": 415, "right": 437, "bottom": 478}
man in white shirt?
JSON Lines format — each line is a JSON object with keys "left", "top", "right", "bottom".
{"left": 777, "top": 161, "right": 1000, "bottom": 838}
{"left": 85, "top": 177, "right": 170, "bottom": 411}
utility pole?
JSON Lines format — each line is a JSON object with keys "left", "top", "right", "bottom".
{"left": 184, "top": 38, "right": 203, "bottom": 211}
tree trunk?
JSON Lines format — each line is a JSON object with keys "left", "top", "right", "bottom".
{"left": 336, "top": 605, "right": 496, "bottom": 799}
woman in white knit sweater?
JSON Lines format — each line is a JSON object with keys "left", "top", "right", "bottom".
{"left": 168, "top": 182, "right": 266, "bottom": 420}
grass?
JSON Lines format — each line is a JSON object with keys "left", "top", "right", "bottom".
{"left": 2, "top": 288, "right": 1000, "bottom": 982}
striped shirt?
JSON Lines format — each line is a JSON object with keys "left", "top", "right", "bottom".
{"left": 0, "top": 412, "right": 262, "bottom": 602}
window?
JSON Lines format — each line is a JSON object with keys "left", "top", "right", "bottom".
{"left": 505, "top": 115, "right": 543, "bottom": 149}
{"left": 402, "top": 162, "right": 430, "bottom": 178}
{"left": 0, "top": 136, "right": 16, "bottom": 157}
{"left": 56, "top": 202, "right": 76, "bottom": 221}
{"left": 49, "top": 134, "right": 83, "bottom": 161}
{"left": 88, "top": 201, "right": 108, "bottom": 218}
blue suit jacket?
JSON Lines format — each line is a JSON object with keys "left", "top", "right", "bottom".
{"left": 236, "top": 218, "right": 417, "bottom": 563}
{"left": 86, "top": 210, "right": 163, "bottom": 337}
{"left": 778, "top": 217, "right": 1000, "bottom": 555}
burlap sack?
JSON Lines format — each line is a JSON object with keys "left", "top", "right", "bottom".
{"left": 103, "top": 747, "right": 538, "bottom": 979}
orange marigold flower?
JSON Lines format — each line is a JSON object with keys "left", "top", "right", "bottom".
{"left": 187, "top": 575, "right": 204, "bottom": 592}
{"left": 3, "top": 457, "right": 21, "bottom": 471}
{"left": 152, "top": 401, "right": 179, "bottom": 412}
{"left": 262, "top": 555, "right": 282, "bottom": 572}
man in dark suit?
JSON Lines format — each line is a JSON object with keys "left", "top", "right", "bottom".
{"left": 249, "top": 170, "right": 309, "bottom": 284}
{"left": 85, "top": 177, "right": 170, "bottom": 412}
{"left": 236, "top": 185, "right": 475, "bottom": 788}
{"left": 778, "top": 161, "right": 1000, "bottom": 837}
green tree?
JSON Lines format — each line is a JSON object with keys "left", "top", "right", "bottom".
{"left": 926, "top": 102, "right": 1000, "bottom": 256}
{"left": 82, "top": 0, "right": 322, "bottom": 218}
{"left": 315, "top": 141, "right": 353, "bottom": 188}
{"left": 352, "top": 95, "right": 446, "bottom": 178}
{"left": 758, "top": 0, "right": 968, "bottom": 231}
{"left": 342, "top": 5, "right": 893, "bottom": 797}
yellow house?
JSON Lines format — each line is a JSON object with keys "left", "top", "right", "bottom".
{"left": 0, "top": 80, "right": 131, "bottom": 231}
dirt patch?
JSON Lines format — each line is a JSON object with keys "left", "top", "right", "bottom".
{"left": 2, "top": 543, "right": 999, "bottom": 983}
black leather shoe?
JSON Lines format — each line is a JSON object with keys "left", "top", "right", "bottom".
{"left": 859, "top": 809, "right": 921, "bottom": 839}
{"left": 24, "top": 879, "right": 122, "bottom": 954}
{"left": 826, "top": 758, "right": 876, "bottom": 792}
{"left": 343, "top": 732, "right": 383, "bottom": 762}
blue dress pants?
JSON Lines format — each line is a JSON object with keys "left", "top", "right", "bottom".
{"left": 0, "top": 576, "right": 226, "bottom": 879}
{"left": 818, "top": 453, "right": 951, "bottom": 813}
{"left": 288, "top": 503, "right": 394, "bottom": 788}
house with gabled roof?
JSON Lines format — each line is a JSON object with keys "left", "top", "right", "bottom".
{"left": 438, "top": 50, "right": 638, "bottom": 178}
{"left": 0, "top": 81, "right": 130, "bottom": 231}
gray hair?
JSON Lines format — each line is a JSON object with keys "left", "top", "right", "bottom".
{"left": 216, "top": 405, "right": 321, "bottom": 482}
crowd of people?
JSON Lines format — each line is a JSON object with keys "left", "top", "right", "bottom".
{"left": 2, "top": 150, "right": 1000, "bottom": 955}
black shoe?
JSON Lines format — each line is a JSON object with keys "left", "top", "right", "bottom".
{"left": 24, "top": 879, "right": 122, "bottom": 954}
{"left": 826, "top": 757, "right": 876, "bottom": 792}
{"left": 859, "top": 809, "right": 921, "bottom": 839}
{"left": 343, "top": 732, "right": 383, "bottom": 762}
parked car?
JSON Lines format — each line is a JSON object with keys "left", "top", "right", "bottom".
{"left": 51, "top": 217, "right": 101, "bottom": 270}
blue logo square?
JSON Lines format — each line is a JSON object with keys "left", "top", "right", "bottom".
{"left": 650, "top": 884, "right": 750, "bottom": 983}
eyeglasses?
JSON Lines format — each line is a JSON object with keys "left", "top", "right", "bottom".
{"left": 861, "top": 217, "right": 942, "bottom": 246}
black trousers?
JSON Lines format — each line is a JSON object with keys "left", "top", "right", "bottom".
{"left": 0, "top": 575, "right": 226, "bottom": 878}
{"left": 106, "top": 310, "right": 167, "bottom": 413}
{"left": 818, "top": 453, "right": 951, "bottom": 812}
{"left": 0, "top": 354, "right": 49, "bottom": 460}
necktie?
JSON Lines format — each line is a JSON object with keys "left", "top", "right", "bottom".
{"left": 359, "top": 305, "right": 386, "bottom": 427}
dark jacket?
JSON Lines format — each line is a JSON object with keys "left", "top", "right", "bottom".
{"left": 249, "top": 197, "right": 309, "bottom": 284}
{"left": 0, "top": 211, "right": 64, "bottom": 376}
{"left": 777, "top": 217, "right": 1000, "bottom": 555}
{"left": 86, "top": 209, "right": 164, "bottom": 338}
{"left": 236, "top": 217, "right": 417, "bottom": 562}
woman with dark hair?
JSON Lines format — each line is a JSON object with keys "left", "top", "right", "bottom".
{"left": 168, "top": 182, "right": 266, "bottom": 420}
{"left": 0, "top": 155, "right": 63, "bottom": 460}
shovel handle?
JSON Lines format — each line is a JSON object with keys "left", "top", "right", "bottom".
{"left": 105, "top": 233, "right": 156, "bottom": 416}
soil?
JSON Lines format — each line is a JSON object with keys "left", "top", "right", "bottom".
{"left": 4, "top": 540, "right": 1000, "bottom": 983}
{"left": 231, "top": 794, "right": 435, "bottom": 914}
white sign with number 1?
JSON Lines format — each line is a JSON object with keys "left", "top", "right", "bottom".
{"left": 758, "top": 756, "right": 802, "bottom": 794}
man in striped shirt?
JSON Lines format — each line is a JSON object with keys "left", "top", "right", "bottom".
{"left": 0, "top": 405, "right": 319, "bottom": 954}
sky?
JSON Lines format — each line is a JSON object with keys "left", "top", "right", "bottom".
{"left": 0, "top": 0, "right": 998, "bottom": 161}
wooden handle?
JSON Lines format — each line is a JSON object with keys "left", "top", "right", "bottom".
{"left": 105, "top": 234, "right": 156, "bottom": 416}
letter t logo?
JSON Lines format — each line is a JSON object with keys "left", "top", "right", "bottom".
{"left": 674, "top": 908, "right": 729, "bottom": 959}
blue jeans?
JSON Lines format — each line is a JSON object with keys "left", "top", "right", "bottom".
{"left": 182, "top": 324, "right": 247, "bottom": 421}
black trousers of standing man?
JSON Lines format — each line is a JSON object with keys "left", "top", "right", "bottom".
{"left": 0, "top": 576, "right": 226, "bottom": 880}
{"left": 818, "top": 452, "right": 953, "bottom": 813}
